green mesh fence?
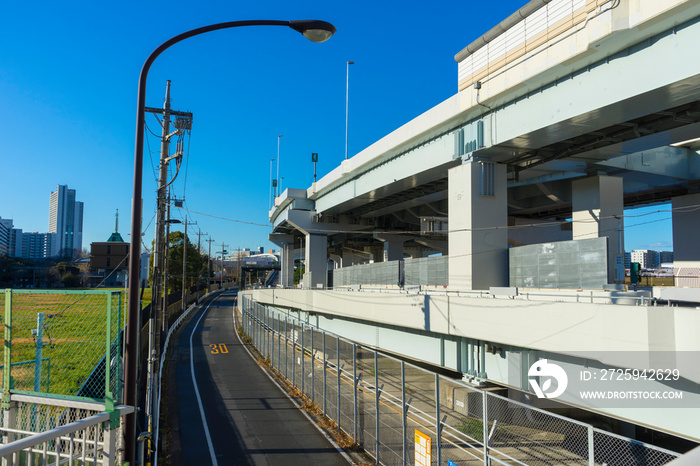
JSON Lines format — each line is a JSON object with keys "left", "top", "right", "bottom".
{"left": 2, "top": 289, "right": 124, "bottom": 403}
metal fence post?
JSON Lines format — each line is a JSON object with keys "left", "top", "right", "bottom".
{"left": 337, "top": 336, "right": 341, "bottom": 429}
{"left": 353, "top": 343, "right": 358, "bottom": 443}
{"left": 301, "top": 322, "right": 305, "bottom": 397}
{"left": 34, "top": 313, "right": 45, "bottom": 393}
{"left": 483, "top": 392, "right": 489, "bottom": 466}
{"left": 401, "top": 361, "right": 406, "bottom": 466}
{"left": 323, "top": 331, "right": 327, "bottom": 417}
{"left": 259, "top": 304, "right": 263, "bottom": 352}
{"left": 105, "top": 294, "right": 114, "bottom": 416}
{"left": 435, "top": 374, "right": 441, "bottom": 466}
{"left": 277, "top": 315, "right": 281, "bottom": 372}
{"left": 285, "top": 315, "right": 289, "bottom": 380}
{"left": 375, "top": 351, "right": 379, "bottom": 464}
{"left": 292, "top": 320, "right": 296, "bottom": 388}
{"left": 588, "top": 424, "right": 595, "bottom": 466}
{"left": 117, "top": 292, "right": 124, "bottom": 402}
{"left": 311, "top": 326, "right": 315, "bottom": 403}
{"left": 3, "top": 289, "right": 13, "bottom": 410}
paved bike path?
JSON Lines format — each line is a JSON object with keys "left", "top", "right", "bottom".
{"left": 167, "top": 292, "right": 350, "bottom": 465}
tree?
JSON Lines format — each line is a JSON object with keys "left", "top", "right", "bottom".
{"left": 54, "top": 261, "right": 80, "bottom": 288}
{"left": 149, "top": 231, "right": 208, "bottom": 292}
{"left": 61, "top": 271, "right": 80, "bottom": 288}
{"left": 0, "top": 256, "right": 33, "bottom": 287}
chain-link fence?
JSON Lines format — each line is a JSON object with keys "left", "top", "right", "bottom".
{"left": 240, "top": 296, "right": 682, "bottom": 466}
{"left": 2, "top": 289, "right": 124, "bottom": 403}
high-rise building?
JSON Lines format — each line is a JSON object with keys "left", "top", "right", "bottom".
{"left": 630, "top": 249, "right": 660, "bottom": 269}
{"left": 21, "top": 232, "right": 54, "bottom": 259}
{"left": 659, "top": 250, "right": 674, "bottom": 264}
{"left": 10, "top": 228, "right": 23, "bottom": 257}
{"left": 0, "top": 217, "right": 11, "bottom": 256}
{"left": 49, "top": 185, "right": 84, "bottom": 258}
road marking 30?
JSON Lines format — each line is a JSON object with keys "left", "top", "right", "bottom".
{"left": 210, "top": 343, "right": 229, "bottom": 354}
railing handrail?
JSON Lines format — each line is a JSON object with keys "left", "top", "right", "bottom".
{"left": 10, "top": 393, "right": 108, "bottom": 412}
{"left": 320, "top": 284, "right": 656, "bottom": 306}
{"left": 0, "top": 405, "right": 133, "bottom": 457}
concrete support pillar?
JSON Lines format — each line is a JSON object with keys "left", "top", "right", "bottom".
{"left": 375, "top": 234, "right": 406, "bottom": 262}
{"left": 329, "top": 253, "right": 342, "bottom": 269}
{"left": 340, "top": 248, "right": 366, "bottom": 267}
{"left": 303, "top": 233, "right": 327, "bottom": 289}
{"left": 281, "top": 241, "right": 295, "bottom": 288}
{"left": 370, "top": 245, "right": 384, "bottom": 263}
{"left": 448, "top": 161, "right": 508, "bottom": 290}
{"left": 269, "top": 234, "right": 295, "bottom": 288}
{"left": 672, "top": 193, "right": 700, "bottom": 285}
{"left": 572, "top": 176, "right": 624, "bottom": 283}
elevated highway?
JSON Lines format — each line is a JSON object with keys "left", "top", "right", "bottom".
{"left": 261, "top": 0, "right": 700, "bottom": 449}
{"left": 270, "top": 0, "right": 700, "bottom": 290}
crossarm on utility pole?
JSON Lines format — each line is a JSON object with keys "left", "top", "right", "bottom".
{"left": 145, "top": 107, "right": 193, "bottom": 118}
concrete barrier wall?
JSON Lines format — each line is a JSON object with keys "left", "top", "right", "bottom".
{"left": 243, "top": 288, "right": 700, "bottom": 357}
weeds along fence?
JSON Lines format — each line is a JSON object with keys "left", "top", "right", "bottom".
{"left": 1, "top": 289, "right": 124, "bottom": 404}
{"left": 239, "top": 295, "right": 681, "bottom": 466}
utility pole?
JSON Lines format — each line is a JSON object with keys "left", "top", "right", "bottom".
{"left": 238, "top": 247, "right": 242, "bottom": 290}
{"left": 206, "top": 238, "right": 215, "bottom": 290}
{"left": 220, "top": 243, "right": 229, "bottom": 289}
{"left": 182, "top": 216, "right": 197, "bottom": 313}
{"left": 144, "top": 80, "right": 192, "bottom": 460}
{"left": 197, "top": 229, "right": 206, "bottom": 255}
{"left": 163, "top": 188, "right": 171, "bottom": 333}
{"left": 195, "top": 230, "right": 207, "bottom": 302}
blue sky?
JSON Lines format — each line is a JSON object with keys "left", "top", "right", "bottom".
{"left": 0, "top": 0, "right": 672, "bottom": 255}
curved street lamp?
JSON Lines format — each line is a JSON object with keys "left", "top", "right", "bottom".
{"left": 125, "top": 19, "right": 336, "bottom": 462}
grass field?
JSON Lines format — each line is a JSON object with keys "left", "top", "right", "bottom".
{"left": 1, "top": 289, "right": 127, "bottom": 400}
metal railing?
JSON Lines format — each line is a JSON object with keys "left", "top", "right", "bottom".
{"left": 240, "top": 295, "right": 682, "bottom": 466}
{"left": 0, "top": 393, "right": 132, "bottom": 464}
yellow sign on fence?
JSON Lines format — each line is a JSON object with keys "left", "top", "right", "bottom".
{"left": 414, "top": 429, "right": 431, "bottom": 466}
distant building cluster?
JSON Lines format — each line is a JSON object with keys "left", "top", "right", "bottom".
{"left": 0, "top": 185, "right": 83, "bottom": 259}
{"left": 227, "top": 247, "right": 276, "bottom": 260}
{"left": 624, "top": 249, "right": 674, "bottom": 269}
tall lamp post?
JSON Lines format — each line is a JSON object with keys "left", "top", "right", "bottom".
{"left": 126, "top": 19, "right": 336, "bottom": 463}
{"left": 276, "top": 134, "right": 283, "bottom": 196}
{"left": 345, "top": 60, "right": 354, "bottom": 160}
{"left": 269, "top": 157, "right": 275, "bottom": 209}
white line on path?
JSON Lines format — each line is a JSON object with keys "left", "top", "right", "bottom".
{"left": 190, "top": 299, "right": 218, "bottom": 466}
{"left": 233, "top": 305, "right": 356, "bottom": 465}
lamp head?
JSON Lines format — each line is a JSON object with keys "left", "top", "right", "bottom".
{"left": 289, "top": 20, "right": 336, "bottom": 43}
